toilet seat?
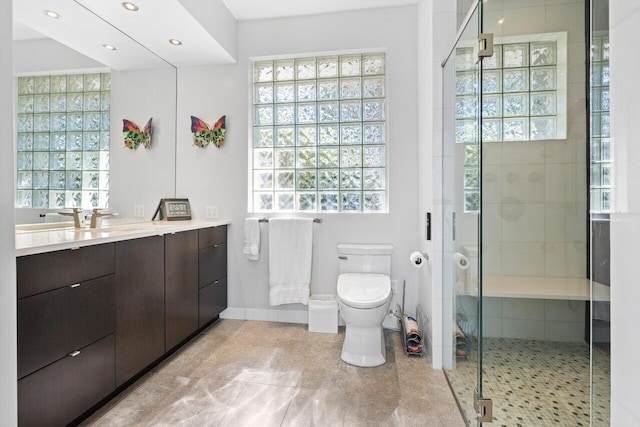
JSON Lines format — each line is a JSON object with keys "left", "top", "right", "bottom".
{"left": 337, "top": 273, "right": 391, "bottom": 309}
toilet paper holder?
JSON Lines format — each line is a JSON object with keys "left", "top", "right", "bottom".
{"left": 409, "top": 251, "right": 429, "bottom": 268}
{"left": 453, "top": 252, "right": 470, "bottom": 270}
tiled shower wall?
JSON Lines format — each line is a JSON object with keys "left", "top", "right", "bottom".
{"left": 458, "top": 295, "right": 585, "bottom": 341}
{"left": 453, "top": 0, "right": 587, "bottom": 340}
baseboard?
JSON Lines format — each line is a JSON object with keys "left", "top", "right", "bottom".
{"left": 382, "top": 314, "right": 401, "bottom": 331}
{"left": 221, "top": 307, "right": 349, "bottom": 326}
{"left": 220, "top": 307, "right": 309, "bottom": 324}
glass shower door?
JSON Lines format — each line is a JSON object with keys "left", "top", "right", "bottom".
{"left": 477, "top": 0, "right": 592, "bottom": 425}
{"left": 446, "top": 0, "right": 603, "bottom": 425}
{"left": 441, "top": 3, "right": 484, "bottom": 424}
{"left": 590, "top": 0, "right": 611, "bottom": 423}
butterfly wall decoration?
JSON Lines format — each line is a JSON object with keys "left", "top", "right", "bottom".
{"left": 191, "top": 115, "right": 226, "bottom": 148}
{"left": 123, "top": 118, "right": 152, "bottom": 149}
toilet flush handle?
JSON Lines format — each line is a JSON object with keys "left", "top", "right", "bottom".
{"left": 338, "top": 255, "right": 348, "bottom": 260}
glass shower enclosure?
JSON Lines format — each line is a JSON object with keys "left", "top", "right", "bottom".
{"left": 441, "top": 0, "right": 610, "bottom": 425}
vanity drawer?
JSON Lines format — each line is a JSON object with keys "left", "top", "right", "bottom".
{"left": 18, "top": 274, "right": 115, "bottom": 379}
{"left": 198, "top": 242, "right": 227, "bottom": 287}
{"left": 198, "top": 225, "right": 227, "bottom": 249}
{"left": 18, "top": 334, "right": 115, "bottom": 427}
{"left": 199, "top": 277, "right": 227, "bottom": 327}
{"left": 17, "top": 243, "right": 115, "bottom": 298}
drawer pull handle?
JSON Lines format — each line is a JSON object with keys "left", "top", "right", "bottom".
{"left": 70, "top": 283, "right": 81, "bottom": 288}
{"left": 69, "top": 351, "right": 81, "bottom": 357}
{"left": 214, "top": 280, "right": 218, "bottom": 284}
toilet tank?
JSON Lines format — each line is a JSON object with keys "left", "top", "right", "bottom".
{"left": 337, "top": 244, "right": 393, "bottom": 275}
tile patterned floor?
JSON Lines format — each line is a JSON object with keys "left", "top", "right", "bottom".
{"left": 445, "top": 338, "right": 611, "bottom": 426}
{"left": 82, "top": 320, "right": 465, "bottom": 427}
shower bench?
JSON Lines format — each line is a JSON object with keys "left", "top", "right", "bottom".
{"left": 457, "top": 275, "right": 610, "bottom": 301}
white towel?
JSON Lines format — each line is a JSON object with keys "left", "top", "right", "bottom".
{"left": 243, "top": 218, "right": 261, "bottom": 261}
{"left": 268, "top": 218, "right": 313, "bottom": 306}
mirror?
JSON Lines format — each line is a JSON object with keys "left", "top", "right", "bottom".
{"left": 12, "top": 7, "right": 177, "bottom": 224}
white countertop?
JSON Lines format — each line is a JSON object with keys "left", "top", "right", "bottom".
{"left": 15, "top": 218, "right": 231, "bottom": 257}
{"left": 457, "top": 275, "right": 610, "bottom": 302}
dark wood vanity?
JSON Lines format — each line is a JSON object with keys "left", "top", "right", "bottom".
{"left": 16, "top": 224, "right": 228, "bottom": 426}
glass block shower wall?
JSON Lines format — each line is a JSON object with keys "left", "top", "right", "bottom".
{"left": 251, "top": 53, "right": 387, "bottom": 213}
{"left": 16, "top": 73, "right": 110, "bottom": 209}
{"left": 590, "top": 34, "right": 611, "bottom": 213}
{"left": 456, "top": 40, "right": 559, "bottom": 212}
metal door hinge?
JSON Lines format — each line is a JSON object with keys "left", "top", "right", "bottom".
{"left": 478, "top": 33, "right": 494, "bottom": 60}
{"left": 475, "top": 389, "right": 493, "bottom": 423}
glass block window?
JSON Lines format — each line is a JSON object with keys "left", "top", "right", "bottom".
{"left": 590, "top": 34, "right": 611, "bottom": 213}
{"left": 463, "top": 145, "right": 480, "bottom": 213}
{"left": 251, "top": 53, "right": 387, "bottom": 213}
{"left": 456, "top": 39, "right": 564, "bottom": 143}
{"left": 455, "top": 32, "right": 567, "bottom": 212}
{"left": 16, "top": 73, "right": 110, "bottom": 209}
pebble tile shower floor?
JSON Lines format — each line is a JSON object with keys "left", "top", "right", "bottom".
{"left": 446, "top": 338, "right": 611, "bottom": 426}
{"left": 81, "top": 319, "right": 464, "bottom": 427}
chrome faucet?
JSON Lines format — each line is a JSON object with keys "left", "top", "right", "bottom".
{"left": 57, "top": 208, "right": 85, "bottom": 228}
{"left": 90, "top": 208, "right": 117, "bottom": 229}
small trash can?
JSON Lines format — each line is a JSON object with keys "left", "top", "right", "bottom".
{"left": 308, "top": 294, "right": 338, "bottom": 334}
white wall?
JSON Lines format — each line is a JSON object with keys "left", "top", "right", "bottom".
{"left": 417, "top": 0, "right": 457, "bottom": 368}
{"left": 0, "top": 1, "right": 18, "bottom": 424}
{"left": 178, "top": 0, "right": 237, "bottom": 62}
{"left": 109, "top": 68, "right": 178, "bottom": 217}
{"left": 610, "top": 2, "right": 640, "bottom": 424}
{"left": 13, "top": 38, "right": 104, "bottom": 75}
{"left": 175, "top": 6, "right": 419, "bottom": 322}
{"left": 416, "top": 0, "right": 433, "bottom": 363}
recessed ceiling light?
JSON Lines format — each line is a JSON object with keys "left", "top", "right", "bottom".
{"left": 43, "top": 10, "right": 60, "bottom": 19}
{"left": 122, "top": 2, "right": 139, "bottom": 12}
{"left": 498, "top": 18, "right": 505, "bottom": 24}
{"left": 168, "top": 39, "right": 182, "bottom": 46}
{"left": 103, "top": 44, "right": 117, "bottom": 51}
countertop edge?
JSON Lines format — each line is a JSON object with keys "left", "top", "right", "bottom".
{"left": 16, "top": 219, "right": 232, "bottom": 257}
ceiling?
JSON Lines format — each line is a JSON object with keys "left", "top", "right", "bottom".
{"left": 12, "top": 0, "right": 417, "bottom": 70}
{"left": 12, "top": 21, "right": 46, "bottom": 41}
{"left": 221, "top": 0, "right": 417, "bottom": 21}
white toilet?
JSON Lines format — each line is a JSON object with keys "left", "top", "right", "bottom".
{"left": 336, "top": 244, "right": 393, "bottom": 367}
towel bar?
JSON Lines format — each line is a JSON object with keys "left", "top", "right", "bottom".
{"left": 258, "top": 218, "right": 322, "bottom": 223}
